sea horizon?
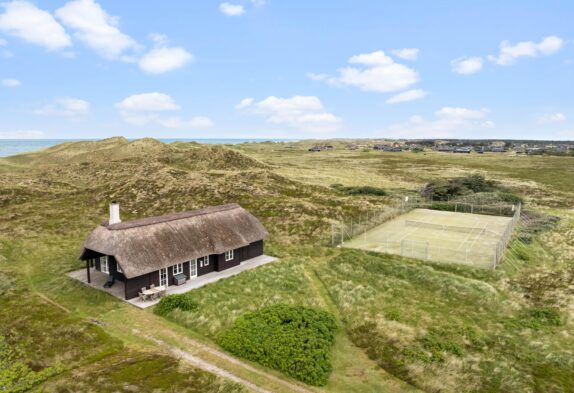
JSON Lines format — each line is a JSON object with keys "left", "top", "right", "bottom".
{"left": 0, "top": 138, "right": 298, "bottom": 157}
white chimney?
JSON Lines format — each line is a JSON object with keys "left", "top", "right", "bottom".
{"left": 109, "top": 202, "right": 121, "bottom": 225}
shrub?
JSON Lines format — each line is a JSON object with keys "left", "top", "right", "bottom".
{"left": 217, "top": 304, "right": 337, "bottom": 386}
{"left": 510, "top": 307, "right": 563, "bottom": 330}
{"left": 0, "top": 336, "right": 64, "bottom": 392}
{"left": 497, "top": 191, "right": 523, "bottom": 204}
{"left": 331, "top": 184, "right": 387, "bottom": 196}
{"left": 154, "top": 294, "right": 198, "bottom": 317}
{"left": 421, "top": 174, "right": 496, "bottom": 201}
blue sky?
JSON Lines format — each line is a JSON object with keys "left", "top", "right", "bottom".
{"left": 0, "top": 0, "right": 573, "bottom": 140}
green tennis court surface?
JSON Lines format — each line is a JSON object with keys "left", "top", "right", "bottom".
{"left": 343, "top": 208, "right": 513, "bottom": 269}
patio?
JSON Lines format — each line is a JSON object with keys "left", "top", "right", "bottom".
{"left": 67, "top": 254, "right": 277, "bottom": 309}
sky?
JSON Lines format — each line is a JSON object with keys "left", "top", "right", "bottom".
{"left": 0, "top": 0, "right": 573, "bottom": 140}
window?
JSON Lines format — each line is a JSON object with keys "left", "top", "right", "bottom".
{"left": 173, "top": 263, "right": 183, "bottom": 275}
{"left": 196, "top": 256, "right": 208, "bottom": 268}
{"left": 100, "top": 256, "right": 109, "bottom": 274}
{"left": 225, "top": 250, "right": 234, "bottom": 261}
{"left": 116, "top": 263, "right": 123, "bottom": 274}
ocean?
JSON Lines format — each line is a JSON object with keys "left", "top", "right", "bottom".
{"left": 0, "top": 138, "right": 294, "bottom": 157}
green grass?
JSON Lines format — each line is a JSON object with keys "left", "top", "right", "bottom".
{"left": 38, "top": 350, "right": 246, "bottom": 393}
{"left": 1, "top": 138, "right": 574, "bottom": 392}
{"left": 315, "top": 248, "right": 574, "bottom": 392}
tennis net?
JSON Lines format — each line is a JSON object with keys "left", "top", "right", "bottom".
{"left": 405, "top": 220, "right": 486, "bottom": 235}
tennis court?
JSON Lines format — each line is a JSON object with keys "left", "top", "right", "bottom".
{"left": 343, "top": 208, "right": 514, "bottom": 269}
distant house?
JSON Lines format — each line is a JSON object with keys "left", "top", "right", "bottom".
{"left": 453, "top": 147, "right": 472, "bottom": 153}
{"left": 308, "top": 146, "right": 322, "bottom": 152}
{"left": 490, "top": 146, "right": 506, "bottom": 153}
{"left": 79, "top": 203, "right": 268, "bottom": 300}
{"left": 435, "top": 145, "right": 454, "bottom": 152}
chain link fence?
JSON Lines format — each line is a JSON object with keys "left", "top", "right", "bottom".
{"left": 332, "top": 197, "right": 522, "bottom": 270}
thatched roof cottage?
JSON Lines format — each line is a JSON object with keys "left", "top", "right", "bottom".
{"left": 79, "top": 203, "right": 268, "bottom": 299}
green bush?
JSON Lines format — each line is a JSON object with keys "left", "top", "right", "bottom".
{"left": 154, "top": 294, "right": 198, "bottom": 317}
{"left": 331, "top": 184, "right": 387, "bottom": 196}
{"left": 497, "top": 191, "right": 523, "bottom": 204}
{"left": 217, "top": 304, "right": 337, "bottom": 386}
{"left": 0, "top": 336, "right": 64, "bottom": 392}
{"left": 421, "top": 174, "right": 497, "bottom": 201}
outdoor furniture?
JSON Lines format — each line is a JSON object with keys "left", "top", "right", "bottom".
{"left": 174, "top": 273, "right": 187, "bottom": 286}
{"left": 103, "top": 275, "right": 115, "bottom": 288}
{"left": 138, "top": 292, "right": 147, "bottom": 302}
{"left": 142, "top": 285, "right": 166, "bottom": 300}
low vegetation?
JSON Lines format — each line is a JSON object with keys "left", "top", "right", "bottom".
{"left": 317, "top": 248, "right": 574, "bottom": 392}
{"left": 217, "top": 304, "right": 337, "bottom": 386}
{"left": 1, "top": 138, "right": 573, "bottom": 391}
{"left": 154, "top": 293, "right": 199, "bottom": 316}
{"left": 331, "top": 183, "right": 387, "bottom": 196}
{"left": 0, "top": 336, "right": 64, "bottom": 393}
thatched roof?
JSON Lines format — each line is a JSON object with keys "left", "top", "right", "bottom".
{"left": 80, "top": 204, "right": 268, "bottom": 278}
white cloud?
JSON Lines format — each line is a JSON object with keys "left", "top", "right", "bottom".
{"left": 0, "top": 38, "right": 6, "bottom": 45}
{"left": 236, "top": 95, "right": 342, "bottom": 132}
{"left": 378, "top": 106, "right": 493, "bottom": 138}
{"left": 149, "top": 33, "right": 168, "bottom": 46}
{"left": 1, "top": 78, "right": 21, "bottom": 87}
{"left": 0, "top": 1, "right": 71, "bottom": 51}
{"left": 55, "top": 0, "right": 139, "bottom": 59}
{"left": 451, "top": 57, "right": 483, "bottom": 75}
{"left": 115, "top": 93, "right": 180, "bottom": 112}
{"left": 0, "top": 129, "right": 45, "bottom": 139}
{"left": 219, "top": 3, "right": 246, "bottom": 16}
{"left": 235, "top": 98, "right": 254, "bottom": 110}
{"left": 436, "top": 107, "right": 489, "bottom": 120}
{"left": 139, "top": 46, "right": 193, "bottom": 74}
{"left": 33, "top": 97, "right": 90, "bottom": 117}
{"left": 318, "top": 50, "right": 419, "bottom": 93}
{"left": 386, "top": 89, "right": 428, "bottom": 104}
{"left": 116, "top": 93, "right": 211, "bottom": 129}
{"left": 306, "top": 72, "right": 329, "bottom": 81}
{"left": 391, "top": 48, "right": 419, "bottom": 61}
{"left": 537, "top": 113, "right": 566, "bottom": 124}
{"left": 251, "top": 0, "right": 265, "bottom": 6}
{"left": 488, "top": 36, "right": 564, "bottom": 66}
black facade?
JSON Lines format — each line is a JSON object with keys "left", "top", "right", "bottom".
{"left": 88, "top": 240, "right": 264, "bottom": 300}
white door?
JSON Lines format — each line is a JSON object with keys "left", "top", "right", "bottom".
{"left": 189, "top": 260, "right": 197, "bottom": 278}
{"left": 159, "top": 268, "right": 168, "bottom": 287}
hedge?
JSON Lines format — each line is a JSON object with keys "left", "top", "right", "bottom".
{"left": 217, "top": 304, "right": 337, "bottom": 386}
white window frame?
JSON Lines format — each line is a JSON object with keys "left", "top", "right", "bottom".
{"left": 173, "top": 263, "right": 183, "bottom": 275}
{"left": 116, "top": 263, "right": 123, "bottom": 274}
{"left": 100, "top": 256, "right": 109, "bottom": 274}
{"left": 225, "top": 250, "right": 234, "bottom": 262}
{"left": 196, "top": 256, "right": 209, "bottom": 268}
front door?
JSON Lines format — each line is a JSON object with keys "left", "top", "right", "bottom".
{"left": 189, "top": 260, "right": 197, "bottom": 278}
{"left": 159, "top": 268, "right": 168, "bottom": 287}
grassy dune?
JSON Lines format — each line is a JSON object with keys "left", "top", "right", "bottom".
{"left": 1, "top": 138, "right": 573, "bottom": 392}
